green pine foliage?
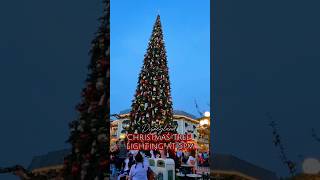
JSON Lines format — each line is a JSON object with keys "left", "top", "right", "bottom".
{"left": 129, "top": 15, "right": 176, "bottom": 134}
{"left": 63, "top": 0, "right": 109, "bottom": 179}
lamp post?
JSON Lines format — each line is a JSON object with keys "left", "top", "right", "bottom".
{"left": 197, "top": 111, "right": 210, "bottom": 152}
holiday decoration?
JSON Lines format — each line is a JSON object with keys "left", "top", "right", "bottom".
{"left": 129, "top": 15, "right": 176, "bottom": 134}
{"left": 63, "top": 0, "right": 109, "bottom": 179}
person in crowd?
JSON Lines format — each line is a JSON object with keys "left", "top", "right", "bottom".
{"left": 130, "top": 149, "right": 138, "bottom": 157}
{"left": 187, "top": 149, "right": 197, "bottom": 173}
{"left": 187, "top": 150, "right": 196, "bottom": 165}
{"left": 123, "top": 153, "right": 133, "bottom": 172}
{"left": 167, "top": 148, "right": 176, "bottom": 159}
{"left": 110, "top": 154, "right": 117, "bottom": 178}
{"left": 158, "top": 149, "right": 166, "bottom": 159}
{"left": 117, "top": 152, "right": 134, "bottom": 180}
{"left": 153, "top": 150, "right": 160, "bottom": 158}
{"left": 128, "top": 151, "right": 149, "bottom": 180}
{"left": 182, "top": 151, "right": 188, "bottom": 164}
{"left": 150, "top": 150, "right": 156, "bottom": 159}
{"left": 176, "top": 150, "right": 183, "bottom": 168}
{"left": 169, "top": 149, "right": 180, "bottom": 169}
{"left": 203, "top": 151, "right": 209, "bottom": 166}
{"left": 116, "top": 140, "right": 127, "bottom": 170}
{"left": 115, "top": 141, "right": 120, "bottom": 151}
{"left": 143, "top": 150, "right": 151, "bottom": 158}
{"left": 176, "top": 150, "right": 182, "bottom": 159}
{"left": 128, "top": 152, "right": 135, "bottom": 168}
{"left": 198, "top": 152, "right": 204, "bottom": 166}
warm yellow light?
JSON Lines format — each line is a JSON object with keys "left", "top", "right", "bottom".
{"left": 204, "top": 111, "right": 210, "bottom": 117}
{"left": 199, "top": 120, "right": 205, "bottom": 126}
{"left": 120, "top": 134, "right": 126, "bottom": 139}
{"left": 200, "top": 119, "right": 209, "bottom": 126}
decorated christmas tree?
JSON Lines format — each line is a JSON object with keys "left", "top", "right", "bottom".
{"left": 63, "top": 0, "right": 109, "bottom": 179}
{"left": 129, "top": 15, "right": 176, "bottom": 134}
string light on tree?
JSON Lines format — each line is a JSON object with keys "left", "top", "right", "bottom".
{"left": 63, "top": 0, "right": 109, "bottom": 179}
{"left": 129, "top": 15, "right": 176, "bottom": 134}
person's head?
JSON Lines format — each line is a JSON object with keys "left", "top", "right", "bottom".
{"left": 168, "top": 148, "right": 175, "bottom": 158}
{"left": 135, "top": 152, "right": 143, "bottom": 163}
{"left": 144, "top": 150, "right": 151, "bottom": 157}
{"left": 190, "top": 149, "right": 196, "bottom": 157}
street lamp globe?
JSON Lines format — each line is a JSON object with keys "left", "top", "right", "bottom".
{"left": 204, "top": 111, "right": 210, "bottom": 117}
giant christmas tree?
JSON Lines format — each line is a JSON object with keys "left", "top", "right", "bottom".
{"left": 63, "top": 0, "right": 109, "bottom": 179}
{"left": 129, "top": 15, "right": 176, "bottom": 134}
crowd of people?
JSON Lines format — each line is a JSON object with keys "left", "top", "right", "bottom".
{"left": 110, "top": 141, "right": 153, "bottom": 180}
{"left": 110, "top": 140, "right": 210, "bottom": 180}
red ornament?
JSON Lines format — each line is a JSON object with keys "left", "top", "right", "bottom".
{"left": 71, "top": 164, "right": 80, "bottom": 176}
{"left": 80, "top": 133, "right": 89, "bottom": 139}
{"left": 88, "top": 102, "right": 99, "bottom": 112}
{"left": 97, "top": 58, "right": 107, "bottom": 70}
{"left": 99, "top": 159, "right": 108, "bottom": 170}
{"left": 85, "top": 153, "right": 91, "bottom": 160}
{"left": 76, "top": 103, "right": 88, "bottom": 112}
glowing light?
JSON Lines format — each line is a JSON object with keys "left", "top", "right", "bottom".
{"left": 200, "top": 119, "right": 209, "bottom": 126}
{"left": 120, "top": 134, "right": 126, "bottom": 139}
{"left": 302, "top": 158, "right": 320, "bottom": 174}
{"left": 204, "top": 111, "right": 210, "bottom": 117}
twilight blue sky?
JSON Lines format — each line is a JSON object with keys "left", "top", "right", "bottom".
{"left": 0, "top": 1, "right": 102, "bottom": 179}
{"left": 214, "top": 0, "right": 320, "bottom": 177}
{"left": 110, "top": 0, "right": 210, "bottom": 116}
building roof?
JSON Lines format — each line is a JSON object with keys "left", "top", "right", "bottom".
{"left": 212, "top": 153, "right": 278, "bottom": 180}
{"left": 28, "top": 149, "right": 71, "bottom": 171}
{"left": 28, "top": 149, "right": 277, "bottom": 180}
{"left": 119, "top": 109, "right": 198, "bottom": 119}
